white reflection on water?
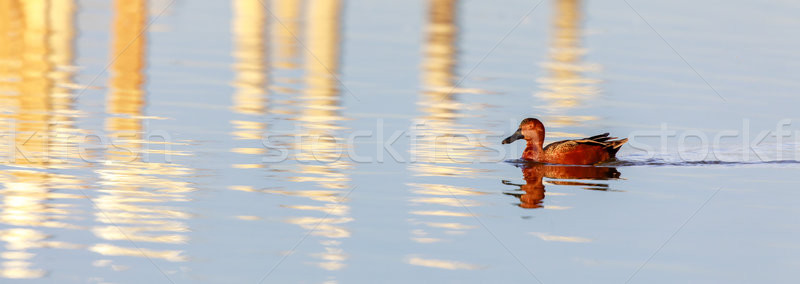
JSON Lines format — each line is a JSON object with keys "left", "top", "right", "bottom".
{"left": 529, "top": 232, "right": 592, "bottom": 243}
{"left": 406, "top": 256, "right": 483, "bottom": 270}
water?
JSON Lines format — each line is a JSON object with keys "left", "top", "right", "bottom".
{"left": 0, "top": 0, "right": 799, "bottom": 283}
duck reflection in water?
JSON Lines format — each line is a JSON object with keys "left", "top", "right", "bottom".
{"left": 502, "top": 162, "right": 620, "bottom": 209}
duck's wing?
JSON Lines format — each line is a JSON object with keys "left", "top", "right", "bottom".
{"left": 585, "top": 133, "right": 617, "bottom": 143}
{"left": 543, "top": 134, "right": 629, "bottom": 164}
{"left": 545, "top": 133, "right": 628, "bottom": 152}
{"left": 543, "top": 139, "right": 574, "bottom": 152}
{"left": 580, "top": 133, "right": 627, "bottom": 148}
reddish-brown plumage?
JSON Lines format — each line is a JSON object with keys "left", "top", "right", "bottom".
{"left": 503, "top": 163, "right": 620, "bottom": 208}
{"left": 502, "top": 118, "right": 627, "bottom": 165}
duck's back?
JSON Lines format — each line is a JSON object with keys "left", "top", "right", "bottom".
{"left": 543, "top": 133, "right": 627, "bottom": 165}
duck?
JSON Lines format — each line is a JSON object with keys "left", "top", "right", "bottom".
{"left": 502, "top": 118, "right": 627, "bottom": 165}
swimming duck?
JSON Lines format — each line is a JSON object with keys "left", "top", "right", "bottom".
{"left": 502, "top": 118, "right": 627, "bottom": 165}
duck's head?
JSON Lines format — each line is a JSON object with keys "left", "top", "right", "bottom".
{"left": 502, "top": 118, "right": 545, "bottom": 144}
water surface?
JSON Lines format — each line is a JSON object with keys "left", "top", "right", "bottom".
{"left": 0, "top": 0, "right": 799, "bottom": 283}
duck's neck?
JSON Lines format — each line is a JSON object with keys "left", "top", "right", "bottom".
{"left": 522, "top": 140, "right": 544, "bottom": 161}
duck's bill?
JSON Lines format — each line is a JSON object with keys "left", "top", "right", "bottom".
{"left": 502, "top": 129, "right": 523, "bottom": 144}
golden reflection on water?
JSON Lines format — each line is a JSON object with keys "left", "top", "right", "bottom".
{"left": 49, "top": 0, "right": 81, "bottom": 167}
{"left": 406, "top": 256, "right": 483, "bottom": 270}
{"left": 13, "top": 0, "right": 52, "bottom": 167}
{"left": 91, "top": 0, "right": 193, "bottom": 264}
{"left": 272, "top": 0, "right": 302, "bottom": 69}
{"left": 230, "top": 0, "right": 268, "bottom": 172}
{"left": 412, "top": 0, "right": 488, "bottom": 172}
{"left": 227, "top": 0, "right": 352, "bottom": 275}
{"left": 231, "top": 0, "right": 267, "bottom": 117}
{"left": 535, "top": 0, "right": 600, "bottom": 128}
{"left": 406, "top": 0, "right": 483, "bottom": 271}
{"left": 287, "top": 0, "right": 351, "bottom": 273}
{"left": 0, "top": 0, "right": 84, "bottom": 279}
{"left": 269, "top": 0, "right": 303, "bottom": 117}
{"left": 0, "top": 0, "right": 620, "bottom": 279}
{"left": 529, "top": 232, "right": 592, "bottom": 243}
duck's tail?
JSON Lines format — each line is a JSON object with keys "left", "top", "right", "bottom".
{"left": 580, "top": 133, "right": 628, "bottom": 156}
{"left": 607, "top": 138, "right": 628, "bottom": 156}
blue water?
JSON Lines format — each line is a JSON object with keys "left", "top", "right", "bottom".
{"left": 0, "top": 0, "right": 798, "bottom": 283}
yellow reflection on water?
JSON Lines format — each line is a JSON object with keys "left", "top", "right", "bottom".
{"left": 227, "top": 0, "right": 352, "bottom": 275}
{"left": 294, "top": 0, "right": 350, "bottom": 186}
{"left": 407, "top": 0, "right": 487, "bottom": 270}
{"left": 90, "top": 243, "right": 185, "bottom": 262}
{"left": 91, "top": 0, "right": 193, "bottom": 264}
{"left": 288, "top": 0, "right": 352, "bottom": 272}
{"left": 408, "top": 182, "right": 485, "bottom": 196}
{"left": 230, "top": 0, "right": 268, "bottom": 167}
{"left": 0, "top": 228, "right": 46, "bottom": 279}
{"left": 406, "top": 256, "right": 482, "bottom": 270}
{"left": 529, "top": 232, "right": 592, "bottom": 243}
{"left": 413, "top": 0, "right": 487, "bottom": 171}
{"left": 14, "top": 0, "right": 52, "bottom": 167}
{"left": 269, "top": 0, "right": 303, "bottom": 116}
{"left": 0, "top": 0, "right": 84, "bottom": 279}
{"left": 232, "top": 0, "right": 267, "bottom": 116}
{"left": 535, "top": 0, "right": 600, "bottom": 127}
{"left": 272, "top": 0, "right": 302, "bottom": 69}
{"left": 49, "top": 0, "right": 81, "bottom": 167}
